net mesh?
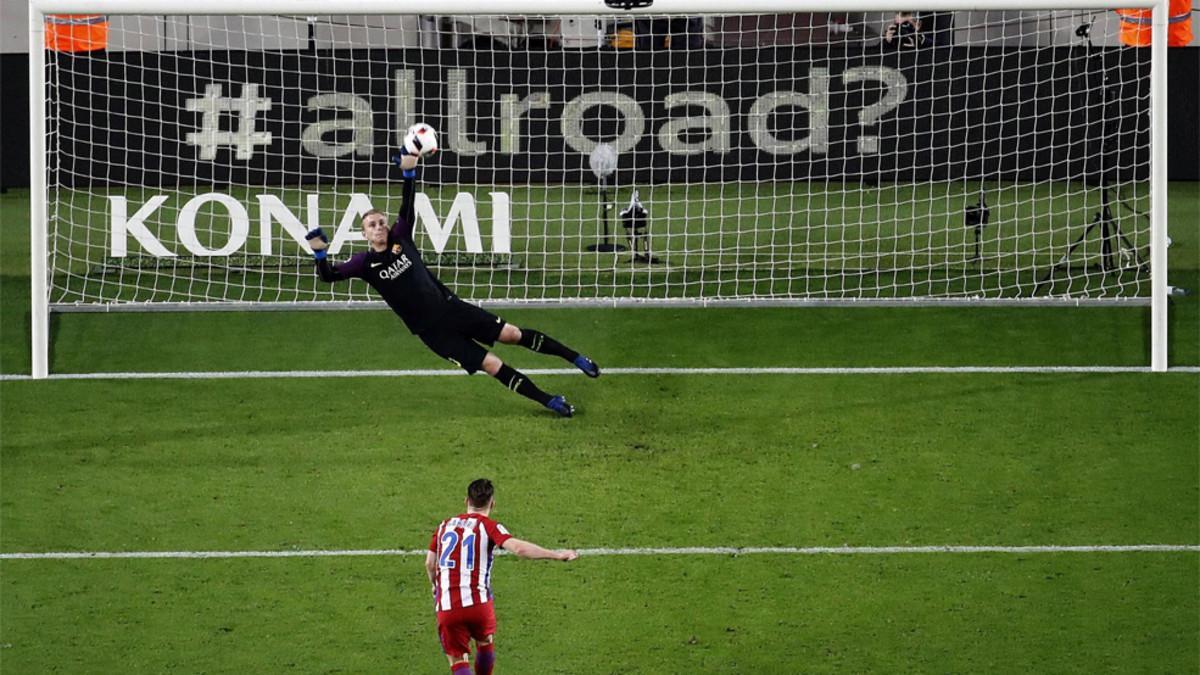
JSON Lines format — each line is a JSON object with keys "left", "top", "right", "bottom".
{"left": 43, "top": 11, "right": 1153, "bottom": 308}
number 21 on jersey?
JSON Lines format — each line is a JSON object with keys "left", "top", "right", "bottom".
{"left": 437, "top": 529, "right": 476, "bottom": 570}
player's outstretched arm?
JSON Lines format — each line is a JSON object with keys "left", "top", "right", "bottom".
{"left": 501, "top": 537, "right": 578, "bottom": 561}
{"left": 390, "top": 151, "right": 420, "bottom": 241}
{"left": 307, "top": 227, "right": 363, "bottom": 282}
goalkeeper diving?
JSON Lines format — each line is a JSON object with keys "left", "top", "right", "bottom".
{"left": 305, "top": 132, "right": 599, "bottom": 417}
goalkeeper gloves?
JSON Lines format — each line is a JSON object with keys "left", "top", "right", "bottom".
{"left": 306, "top": 227, "right": 329, "bottom": 261}
{"left": 391, "top": 149, "right": 418, "bottom": 179}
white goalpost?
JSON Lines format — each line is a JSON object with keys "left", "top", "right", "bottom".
{"left": 28, "top": 0, "right": 1170, "bottom": 378}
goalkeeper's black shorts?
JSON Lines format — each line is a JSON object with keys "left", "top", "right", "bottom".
{"left": 417, "top": 298, "right": 505, "bottom": 374}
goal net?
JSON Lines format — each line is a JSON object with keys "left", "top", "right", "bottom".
{"left": 29, "top": 1, "right": 1170, "bottom": 374}
{"left": 37, "top": 6, "right": 1165, "bottom": 306}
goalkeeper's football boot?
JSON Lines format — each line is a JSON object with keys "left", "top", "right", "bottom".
{"left": 573, "top": 355, "right": 601, "bottom": 378}
{"left": 546, "top": 395, "right": 575, "bottom": 418}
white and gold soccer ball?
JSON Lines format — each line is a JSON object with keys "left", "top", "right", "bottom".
{"left": 403, "top": 123, "right": 439, "bottom": 156}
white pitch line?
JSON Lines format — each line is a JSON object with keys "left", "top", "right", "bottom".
{"left": 2, "top": 366, "right": 1198, "bottom": 381}
{"left": 1, "top": 545, "right": 1197, "bottom": 561}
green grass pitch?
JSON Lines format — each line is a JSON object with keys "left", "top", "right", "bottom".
{"left": 1, "top": 185, "right": 1198, "bottom": 672}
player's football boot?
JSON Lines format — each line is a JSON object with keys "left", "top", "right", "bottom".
{"left": 573, "top": 355, "right": 601, "bottom": 378}
{"left": 546, "top": 395, "right": 575, "bottom": 418}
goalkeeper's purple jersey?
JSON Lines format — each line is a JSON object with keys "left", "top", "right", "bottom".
{"left": 315, "top": 179, "right": 455, "bottom": 334}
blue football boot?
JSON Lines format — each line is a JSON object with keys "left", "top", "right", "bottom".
{"left": 573, "top": 355, "right": 601, "bottom": 378}
{"left": 546, "top": 395, "right": 575, "bottom": 418}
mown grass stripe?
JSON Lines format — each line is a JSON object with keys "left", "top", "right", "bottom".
{"left": 2, "top": 545, "right": 1197, "bottom": 560}
{"left": 3, "top": 366, "right": 1198, "bottom": 381}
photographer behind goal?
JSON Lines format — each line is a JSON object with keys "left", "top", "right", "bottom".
{"left": 881, "top": 11, "right": 927, "bottom": 49}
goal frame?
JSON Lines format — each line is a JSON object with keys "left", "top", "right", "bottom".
{"left": 27, "top": 0, "right": 1171, "bottom": 377}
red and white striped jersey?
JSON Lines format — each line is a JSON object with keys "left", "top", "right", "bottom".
{"left": 429, "top": 513, "right": 513, "bottom": 612}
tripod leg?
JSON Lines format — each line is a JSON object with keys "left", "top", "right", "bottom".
{"left": 1116, "top": 230, "right": 1146, "bottom": 268}
{"left": 1035, "top": 220, "right": 1099, "bottom": 294}
{"left": 1099, "top": 205, "right": 1115, "bottom": 272}
{"left": 601, "top": 188, "right": 611, "bottom": 246}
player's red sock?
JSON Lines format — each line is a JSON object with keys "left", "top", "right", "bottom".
{"left": 450, "top": 661, "right": 471, "bottom": 675}
{"left": 475, "top": 643, "right": 495, "bottom": 675}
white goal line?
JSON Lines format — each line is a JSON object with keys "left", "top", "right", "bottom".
{"left": 3, "top": 366, "right": 1199, "bottom": 382}
{"left": 2, "top": 545, "right": 1197, "bottom": 561}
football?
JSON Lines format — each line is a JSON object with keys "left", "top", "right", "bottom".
{"left": 403, "top": 123, "right": 439, "bottom": 157}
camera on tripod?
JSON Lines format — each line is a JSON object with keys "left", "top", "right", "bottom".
{"left": 1033, "top": 18, "right": 1148, "bottom": 294}
{"left": 963, "top": 191, "right": 990, "bottom": 262}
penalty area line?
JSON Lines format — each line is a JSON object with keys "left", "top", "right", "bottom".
{"left": 2, "top": 366, "right": 1199, "bottom": 381}
{"left": 2, "top": 545, "right": 1198, "bottom": 561}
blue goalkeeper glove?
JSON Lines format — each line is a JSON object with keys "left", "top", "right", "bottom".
{"left": 306, "top": 227, "right": 329, "bottom": 261}
{"left": 391, "top": 149, "right": 418, "bottom": 179}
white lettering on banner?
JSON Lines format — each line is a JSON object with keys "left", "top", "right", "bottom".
{"left": 748, "top": 68, "right": 831, "bottom": 156}
{"left": 658, "top": 91, "right": 732, "bottom": 155}
{"left": 500, "top": 92, "right": 552, "bottom": 154}
{"left": 109, "top": 192, "right": 512, "bottom": 258}
{"left": 176, "top": 193, "right": 250, "bottom": 256}
{"left": 414, "top": 193, "right": 483, "bottom": 254}
{"left": 560, "top": 91, "right": 646, "bottom": 155}
{"left": 842, "top": 67, "right": 909, "bottom": 155}
{"left": 393, "top": 69, "right": 416, "bottom": 150}
{"left": 488, "top": 192, "right": 511, "bottom": 254}
{"left": 108, "top": 195, "right": 175, "bottom": 258}
{"left": 447, "top": 69, "right": 487, "bottom": 156}
{"left": 388, "top": 67, "right": 901, "bottom": 157}
{"left": 258, "top": 194, "right": 320, "bottom": 255}
{"left": 184, "top": 83, "right": 273, "bottom": 160}
{"left": 185, "top": 68, "right": 908, "bottom": 163}
{"left": 301, "top": 93, "right": 375, "bottom": 158}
